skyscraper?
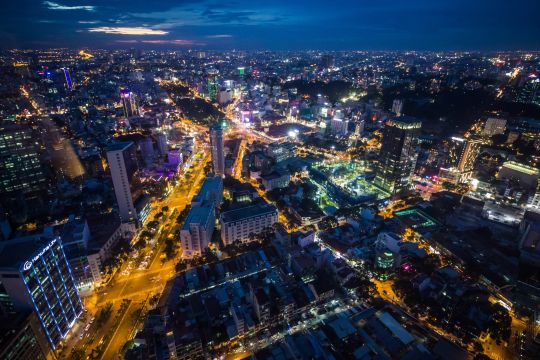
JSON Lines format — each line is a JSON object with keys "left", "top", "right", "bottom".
{"left": 120, "top": 89, "right": 140, "bottom": 118}
{"left": 482, "top": 117, "right": 506, "bottom": 137}
{"left": 62, "top": 68, "right": 72, "bottom": 91}
{"left": 106, "top": 142, "right": 140, "bottom": 223}
{"left": 210, "top": 124, "right": 225, "bottom": 177}
{"left": 391, "top": 99, "right": 404, "bottom": 116}
{"left": 207, "top": 69, "right": 219, "bottom": 102}
{"left": 442, "top": 136, "right": 482, "bottom": 182}
{"left": 0, "top": 124, "right": 47, "bottom": 196}
{"left": 0, "top": 236, "right": 83, "bottom": 350}
{"left": 374, "top": 116, "right": 422, "bottom": 195}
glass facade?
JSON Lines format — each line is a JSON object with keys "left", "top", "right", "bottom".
{"left": 20, "top": 238, "right": 83, "bottom": 349}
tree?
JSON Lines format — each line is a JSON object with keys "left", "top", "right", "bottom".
{"left": 70, "top": 347, "right": 86, "bottom": 360}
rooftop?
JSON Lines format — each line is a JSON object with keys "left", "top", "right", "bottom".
{"left": 107, "top": 141, "right": 133, "bottom": 152}
{"left": 221, "top": 203, "right": 277, "bottom": 223}
{"left": 502, "top": 161, "right": 539, "bottom": 176}
{"left": 182, "top": 204, "right": 214, "bottom": 229}
{"left": 0, "top": 236, "right": 56, "bottom": 270}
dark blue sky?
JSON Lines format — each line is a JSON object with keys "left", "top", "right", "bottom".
{"left": 2, "top": 0, "right": 540, "bottom": 49}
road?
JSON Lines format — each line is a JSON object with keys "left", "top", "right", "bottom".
{"left": 62, "top": 143, "right": 211, "bottom": 360}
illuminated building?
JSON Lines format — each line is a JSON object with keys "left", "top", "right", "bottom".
{"left": 180, "top": 203, "right": 215, "bottom": 259}
{"left": 207, "top": 69, "right": 219, "bottom": 101}
{"left": 238, "top": 67, "right": 245, "bottom": 76}
{"left": 0, "top": 312, "right": 51, "bottom": 360}
{"left": 391, "top": 99, "right": 403, "bottom": 116}
{"left": 498, "top": 161, "right": 540, "bottom": 190}
{"left": 220, "top": 203, "right": 278, "bottom": 245}
{"left": 210, "top": 124, "right": 225, "bottom": 177}
{"left": 0, "top": 236, "right": 83, "bottom": 350}
{"left": 482, "top": 117, "right": 506, "bottom": 137}
{"left": 156, "top": 131, "right": 168, "bottom": 156}
{"left": 374, "top": 116, "right": 422, "bottom": 195}
{"left": 439, "top": 136, "right": 482, "bottom": 184}
{"left": 0, "top": 124, "right": 47, "bottom": 195}
{"left": 516, "top": 76, "right": 540, "bottom": 106}
{"left": 62, "top": 68, "right": 72, "bottom": 91}
{"left": 106, "top": 142, "right": 140, "bottom": 224}
{"left": 120, "top": 89, "right": 140, "bottom": 118}
{"left": 329, "top": 111, "right": 349, "bottom": 137}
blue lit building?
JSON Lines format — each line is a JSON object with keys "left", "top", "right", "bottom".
{"left": 62, "top": 68, "right": 72, "bottom": 91}
{"left": 0, "top": 236, "right": 83, "bottom": 349}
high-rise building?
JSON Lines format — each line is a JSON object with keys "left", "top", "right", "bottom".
{"left": 391, "top": 99, "right": 404, "bottom": 116}
{"left": 106, "top": 142, "right": 140, "bottom": 223}
{"left": 62, "top": 68, "right": 72, "bottom": 91}
{"left": 207, "top": 69, "right": 219, "bottom": 102}
{"left": 482, "top": 117, "right": 506, "bottom": 137}
{"left": 329, "top": 111, "right": 349, "bottom": 137}
{"left": 440, "top": 136, "right": 482, "bottom": 183}
{"left": 516, "top": 76, "right": 540, "bottom": 106}
{"left": 374, "top": 116, "right": 422, "bottom": 195}
{"left": 180, "top": 203, "right": 215, "bottom": 259}
{"left": 120, "top": 89, "right": 140, "bottom": 118}
{"left": 0, "top": 124, "right": 47, "bottom": 195}
{"left": 0, "top": 312, "right": 51, "bottom": 360}
{"left": 0, "top": 236, "right": 83, "bottom": 350}
{"left": 191, "top": 176, "right": 223, "bottom": 208}
{"left": 210, "top": 124, "right": 225, "bottom": 177}
{"left": 139, "top": 136, "right": 154, "bottom": 166}
{"left": 156, "top": 131, "right": 168, "bottom": 156}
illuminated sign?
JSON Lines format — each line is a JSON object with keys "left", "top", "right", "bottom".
{"left": 22, "top": 238, "right": 57, "bottom": 272}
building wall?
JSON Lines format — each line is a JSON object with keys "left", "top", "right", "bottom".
{"left": 221, "top": 210, "right": 277, "bottom": 245}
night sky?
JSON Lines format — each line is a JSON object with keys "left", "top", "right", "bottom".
{"left": 2, "top": 0, "right": 540, "bottom": 50}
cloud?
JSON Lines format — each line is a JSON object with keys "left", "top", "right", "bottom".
{"left": 43, "top": 1, "right": 95, "bottom": 11}
{"left": 78, "top": 20, "right": 99, "bottom": 24}
{"left": 206, "top": 34, "right": 233, "bottom": 38}
{"left": 88, "top": 27, "right": 169, "bottom": 35}
{"left": 115, "top": 39, "right": 200, "bottom": 45}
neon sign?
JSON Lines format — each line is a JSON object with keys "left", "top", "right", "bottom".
{"left": 22, "top": 239, "right": 57, "bottom": 272}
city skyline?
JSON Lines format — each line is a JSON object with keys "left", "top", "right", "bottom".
{"left": 1, "top": 0, "right": 540, "bottom": 50}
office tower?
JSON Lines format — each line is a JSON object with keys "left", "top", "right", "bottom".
{"left": 210, "top": 124, "right": 225, "bottom": 177}
{"left": 139, "top": 136, "right": 154, "bottom": 166}
{"left": 56, "top": 218, "right": 92, "bottom": 290}
{"left": 0, "top": 124, "right": 47, "bottom": 196}
{"left": 156, "top": 131, "right": 168, "bottom": 156}
{"left": 374, "top": 116, "right": 422, "bottom": 195}
{"left": 180, "top": 203, "right": 215, "bottom": 259}
{"left": 220, "top": 203, "right": 278, "bottom": 245}
{"left": 330, "top": 112, "right": 349, "bottom": 137}
{"left": 0, "top": 312, "right": 51, "bottom": 360}
{"left": 440, "top": 136, "right": 482, "bottom": 183}
{"left": 391, "top": 99, "right": 404, "bottom": 116}
{"left": 62, "top": 67, "right": 72, "bottom": 91}
{"left": 482, "top": 117, "right": 506, "bottom": 137}
{"left": 0, "top": 236, "right": 83, "bottom": 350}
{"left": 106, "top": 142, "right": 140, "bottom": 223}
{"left": 516, "top": 76, "right": 540, "bottom": 106}
{"left": 207, "top": 69, "right": 219, "bottom": 101}
{"left": 120, "top": 89, "right": 140, "bottom": 118}
{"left": 321, "top": 54, "right": 335, "bottom": 69}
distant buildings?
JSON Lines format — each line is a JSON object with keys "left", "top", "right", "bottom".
{"left": 374, "top": 116, "right": 422, "bottom": 195}
{"left": 210, "top": 124, "right": 225, "bottom": 177}
{"left": 220, "top": 203, "right": 278, "bottom": 245}
{"left": 329, "top": 110, "right": 349, "bottom": 137}
{"left": 0, "top": 236, "right": 83, "bottom": 350}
